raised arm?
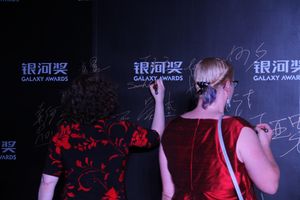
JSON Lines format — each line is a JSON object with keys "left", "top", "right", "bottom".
{"left": 149, "top": 79, "right": 165, "bottom": 136}
{"left": 149, "top": 79, "right": 175, "bottom": 199}
{"left": 159, "top": 145, "right": 175, "bottom": 199}
{"left": 236, "top": 123, "right": 280, "bottom": 194}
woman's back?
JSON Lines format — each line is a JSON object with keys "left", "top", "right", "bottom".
{"left": 161, "top": 116, "right": 256, "bottom": 200}
{"left": 43, "top": 118, "right": 160, "bottom": 200}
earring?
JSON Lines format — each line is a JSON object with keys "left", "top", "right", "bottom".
{"left": 226, "top": 98, "right": 231, "bottom": 108}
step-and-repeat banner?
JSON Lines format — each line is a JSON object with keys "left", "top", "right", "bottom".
{"left": 1, "top": 1, "right": 93, "bottom": 199}
{"left": 1, "top": 1, "right": 300, "bottom": 199}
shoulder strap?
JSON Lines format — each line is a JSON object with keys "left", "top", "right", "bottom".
{"left": 217, "top": 116, "right": 244, "bottom": 200}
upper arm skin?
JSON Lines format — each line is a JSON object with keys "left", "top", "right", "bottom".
{"left": 159, "top": 144, "right": 174, "bottom": 199}
{"left": 236, "top": 127, "right": 280, "bottom": 194}
{"left": 38, "top": 174, "right": 59, "bottom": 200}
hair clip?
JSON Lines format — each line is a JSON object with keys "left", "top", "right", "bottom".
{"left": 196, "top": 81, "right": 210, "bottom": 94}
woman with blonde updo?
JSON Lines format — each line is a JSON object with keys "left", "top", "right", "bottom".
{"left": 160, "top": 57, "right": 280, "bottom": 200}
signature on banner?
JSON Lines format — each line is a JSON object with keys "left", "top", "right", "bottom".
{"left": 137, "top": 91, "right": 176, "bottom": 121}
{"left": 82, "top": 56, "right": 111, "bottom": 73}
{"left": 127, "top": 80, "right": 149, "bottom": 90}
{"left": 183, "top": 57, "right": 197, "bottom": 95}
{"left": 249, "top": 112, "right": 300, "bottom": 158}
{"left": 231, "top": 89, "right": 255, "bottom": 116}
{"left": 110, "top": 110, "right": 131, "bottom": 121}
{"left": 229, "top": 89, "right": 300, "bottom": 158}
{"left": 226, "top": 42, "right": 267, "bottom": 71}
{"left": 269, "top": 114, "right": 300, "bottom": 157}
{"left": 33, "top": 103, "right": 62, "bottom": 147}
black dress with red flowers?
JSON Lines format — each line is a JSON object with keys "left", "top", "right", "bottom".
{"left": 43, "top": 119, "right": 160, "bottom": 200}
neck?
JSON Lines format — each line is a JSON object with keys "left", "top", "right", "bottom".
{"left": 197, "top": 104, "right": 224, "bottom": 116}
{"left": 185, "top": 99, "right": 224, "bottom": 119}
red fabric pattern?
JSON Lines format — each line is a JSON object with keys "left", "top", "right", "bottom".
{"left": 162, "top": 116, "right": 257, "bottom": 200}
{"left": 43, "top": 119, "right": 159, "bottom": 200}
{"left": 52, "top": 124, "right": 72, "bottom": 154}
{"left": 102, "top": 187, "right": 120, "bottom": 200}
{"left": 130, "top": 126, "right": 149, "bottom": 147}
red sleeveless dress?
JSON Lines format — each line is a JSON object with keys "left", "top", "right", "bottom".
{"left": 161, "top": 116, "right": 257, "bottom": 200}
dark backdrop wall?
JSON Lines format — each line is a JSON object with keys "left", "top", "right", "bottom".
{"left": 1, "top": 0, "right": 299, "bottom": 200}
{"left": 0, "top": 1, "right": 93, "bottom": 199}
{"left": 96, "top": 1, "right": 300, "bottom": 200}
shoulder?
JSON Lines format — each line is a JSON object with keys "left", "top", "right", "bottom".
{"left": 222, "top": 116, "right": 255, "bottom": 140}
{"left": 167, "top": 115, "right": 188, "bottom": 124}
{"left": 102, "top": 119, "right": 133, "bottom": 131}
{"left": 225, "top": 116, "right": 253, "bottom": 128}
{"left": 102, "top": 119, "right": 156, "bottom": 135}
{"left": 94, "top": 118, "right": 131, "bottom": 127}
{"left": 165, "top": 116, "right": 185, "bottom": 129}
{"left": 54, "top": 120, "right": 81, "bottom": 134}
{"left": 163, "top": 116, "right": 194, "bottom": 138}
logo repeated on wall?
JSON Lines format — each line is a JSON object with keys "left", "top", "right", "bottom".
{"left": 0, "top": 141, "right": 16, "bottom": 160}
{"left": 133, "top": 59, "right": 184, "bottom": 82}
{"left": 253, "top": 59, "right": 300, "bottom": 81}
{"left": 20, "top": 62, "right": 69, "bottom": 82}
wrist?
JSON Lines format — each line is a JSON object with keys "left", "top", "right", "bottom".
{"left": 154, "top": 99, "right": 164, "bottom": 104}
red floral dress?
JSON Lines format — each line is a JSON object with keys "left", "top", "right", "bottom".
{"left": 43, "top": 119, "right": 160, "bottom": 200}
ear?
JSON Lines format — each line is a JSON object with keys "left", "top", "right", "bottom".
{"left": 223, "top": 80, "right": 231, "bottom": 93}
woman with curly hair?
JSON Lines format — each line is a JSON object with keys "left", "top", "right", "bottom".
{"left": 38, "top": 72, "right": 165, "bottom": 200}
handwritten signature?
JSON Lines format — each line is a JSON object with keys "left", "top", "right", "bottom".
{"left": 251, "top": 113, "right": 300, "bottom": 157}
{"left": 33, "top": 103, "right": 61, "bottom": 147}
{"left": 136, "top": 91, "right": 176, "bottom": 121}
{"left": 226, "top": 42, "right": 267, "bottom": 72}
{"left": 231, "top": 89, "right": 255, "bottom": 116}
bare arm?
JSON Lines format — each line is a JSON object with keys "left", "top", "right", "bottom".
{"left": 236, "top": 124, "right": 280, "bottom": 194}
{"left": 149, "top": 79, "right": 165, "bottom": 136}
{"left": 149, "top": 79, "right": 174, "bottom": 199}
{"left": 38, "top": 174, "right": 59, "bottom": 200}
{"left": 159, "top": 145, "right": 175, "bottom": 199}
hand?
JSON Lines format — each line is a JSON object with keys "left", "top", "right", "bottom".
{"left": 255, "top": 123, "right": 273, "bottom": 147}
{"left": 149, "top": 78, "right": 165, "bottom": 103}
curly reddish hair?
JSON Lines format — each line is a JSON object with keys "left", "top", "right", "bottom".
{"left": 61, "top": 72, "right": 118, "bottom": 124}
